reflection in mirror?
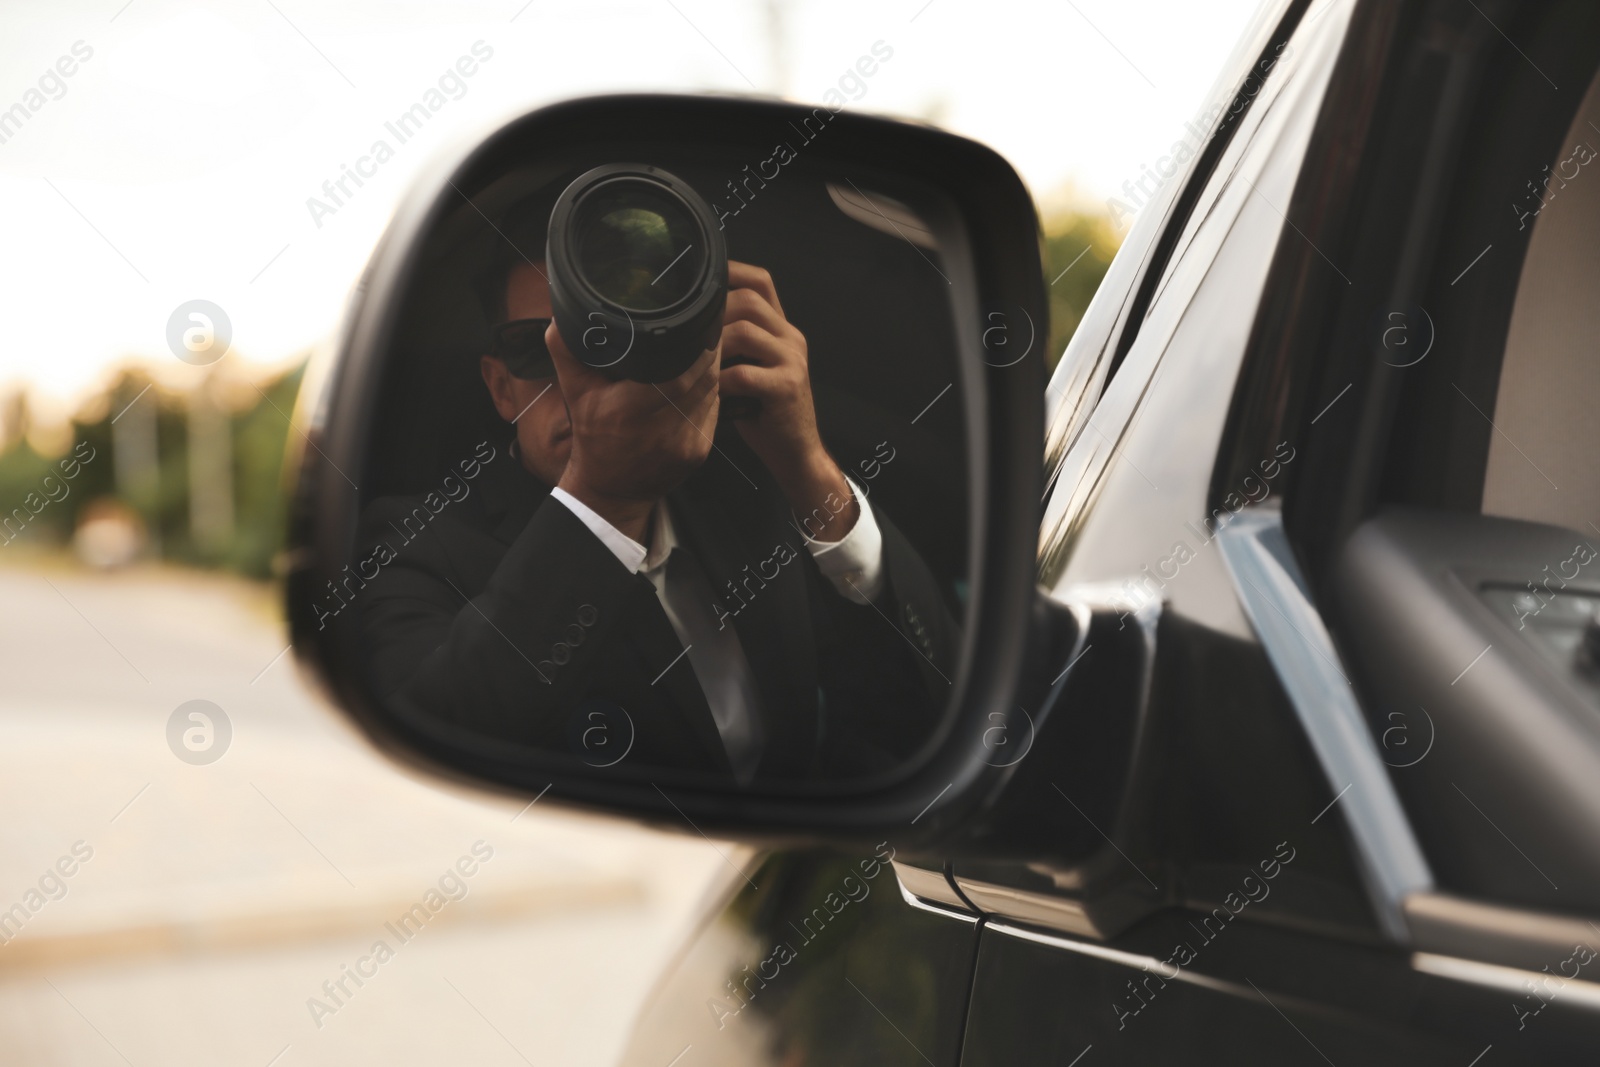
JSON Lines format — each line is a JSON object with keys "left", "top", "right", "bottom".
{"left": 338, "top": 148, "right": 969, "bottom": 788}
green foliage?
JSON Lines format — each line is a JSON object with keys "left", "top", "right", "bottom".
{"left": 1039, "top": 205, "right": 1121, "bottom": 370}
{"left": 0, "top": 361, "right": 305, "bottom": 578}
{"left": 0, "top": 444, "right": 62, "bottom": 542}
{"left": 221, "top": 366, "right": 304, "bottom": 577}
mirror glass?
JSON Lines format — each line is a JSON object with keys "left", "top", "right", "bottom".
{"left": 338, "top": 144, "right": 971, "bottom": 789}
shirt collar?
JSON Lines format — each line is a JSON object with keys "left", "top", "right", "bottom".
{"left": 641, "top": 500, "right": 678, "bottom": 575}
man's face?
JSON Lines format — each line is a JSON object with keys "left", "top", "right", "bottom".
{"left": 480, "top": 261, "right": 571, "bottom": 486}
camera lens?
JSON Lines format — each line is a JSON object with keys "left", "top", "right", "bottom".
{"left": 547, "top": 164, "right": 727, "bottom": 383}
{"left": 573, "top": 182, "right": 705, "bottom": 313}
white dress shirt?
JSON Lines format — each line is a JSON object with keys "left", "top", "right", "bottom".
{"left": 548, "top": 480, "right": 884, "bottom": 780}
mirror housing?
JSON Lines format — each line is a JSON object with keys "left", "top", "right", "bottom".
{"left": 285, "top": 93, "right": 1047, "bottom": 849}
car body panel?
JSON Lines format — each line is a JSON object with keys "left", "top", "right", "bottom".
{"left": 618, "top": 849, "right": 979, "bottom": 1067}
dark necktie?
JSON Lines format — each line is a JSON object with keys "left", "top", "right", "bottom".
{"left": 661, "top": 547, "right": 765, "bottom": 780}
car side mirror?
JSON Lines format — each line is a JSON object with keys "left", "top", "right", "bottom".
{"left": 285, "top": 93, "right": 1047, "bottom": 845}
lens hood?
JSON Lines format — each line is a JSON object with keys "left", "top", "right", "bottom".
{"left": 547, "top": 163, "right": 728, "bottom": 383}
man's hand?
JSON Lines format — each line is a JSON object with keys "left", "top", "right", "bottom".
{"left": 545, "top": 320, "right": 719, "bottom": 544}
{"left": 718, "top": 262, "right": 857, "bottom": 542}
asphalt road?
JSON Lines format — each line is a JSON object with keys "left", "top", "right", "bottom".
{"left": 0, "top": 554, "right": 731, "bottom": 1067}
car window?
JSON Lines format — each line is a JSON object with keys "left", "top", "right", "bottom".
{"left": 1313, "top": 4, "right": 1600, "bottom": 916}
{"left": 1039, "top": 0, "right": 1341, "bottom": 588}
{"left": 1042, "top": 0, "right": 1302, "bottom": 483}
{"left": 1481, "top": 64, "right": 1600, "bottom": 535}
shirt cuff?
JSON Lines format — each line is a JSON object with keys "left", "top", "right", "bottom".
{"left": 803, "top": 478, "right": 885, "bottom": 604}
{"left": 548, "top": 487, "right": 648, "bottom": 574}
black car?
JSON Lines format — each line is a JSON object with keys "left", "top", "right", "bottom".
{"left": 288, "top": 0, "right": 1600, "bottom": 1061}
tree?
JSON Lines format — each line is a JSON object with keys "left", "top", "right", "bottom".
{"left": 1039, "top": 203, "right": 1121, "bottom": 370}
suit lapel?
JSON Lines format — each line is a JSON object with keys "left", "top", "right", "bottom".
{"left": 476, "top": 453, "right": 732, "bottom": 775}
{"left": 473, "top": 435, "right": 828, "bottom": 778}
{"left": 473, "top": 442, "right": 550, "bottom": 546}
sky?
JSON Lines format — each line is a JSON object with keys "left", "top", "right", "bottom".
{"left": 0, "top": 0, "right": 1262, "bottom": 418}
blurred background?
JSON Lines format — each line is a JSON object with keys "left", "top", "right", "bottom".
{"left": 0, "top": 1, "right": 1257, "bottom": 1063}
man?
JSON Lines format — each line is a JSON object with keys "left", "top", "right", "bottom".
{"left": 357, "top": 205, "right": 954, "bottom": 782}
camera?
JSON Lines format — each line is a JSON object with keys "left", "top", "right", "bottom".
{"left": 546, "top": 163, "right": 728, "bottom": 384}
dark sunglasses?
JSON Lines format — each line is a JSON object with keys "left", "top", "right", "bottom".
{"left": 490, "top": 317, "right": 555, "bottom": 379}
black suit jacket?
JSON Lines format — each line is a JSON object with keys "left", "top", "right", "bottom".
{"left": 354, "top": 429, "right": 956, "bottom": 781}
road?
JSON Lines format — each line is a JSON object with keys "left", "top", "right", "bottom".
{"left": 0, "top": 553, "right": 732, "bottom": 1066}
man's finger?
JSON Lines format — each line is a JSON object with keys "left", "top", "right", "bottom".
{"left": 728, "top": 261, "right": 783, "bottom": 316}
{"left": 722, "top": 286, "right": 793, "bottom": 339}
{"left": 719, "top": 319, "right": 796, "bottom": 370}
{"left": 719, "top": 360, "right": 784, "bottom": 400}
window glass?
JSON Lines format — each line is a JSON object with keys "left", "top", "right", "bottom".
{"left": 1482, "top": 65, "right": 1600, "bottom": 534}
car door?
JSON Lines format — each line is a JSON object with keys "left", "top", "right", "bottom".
{"left": 951, "top": 3, "right": 1449, "bottom": 1061}
{"left": 944, "top": 0, "right": 1600, "bottom": 1063}
{"left": 618, "top": 848, "right": 981, "bottom": 1067}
